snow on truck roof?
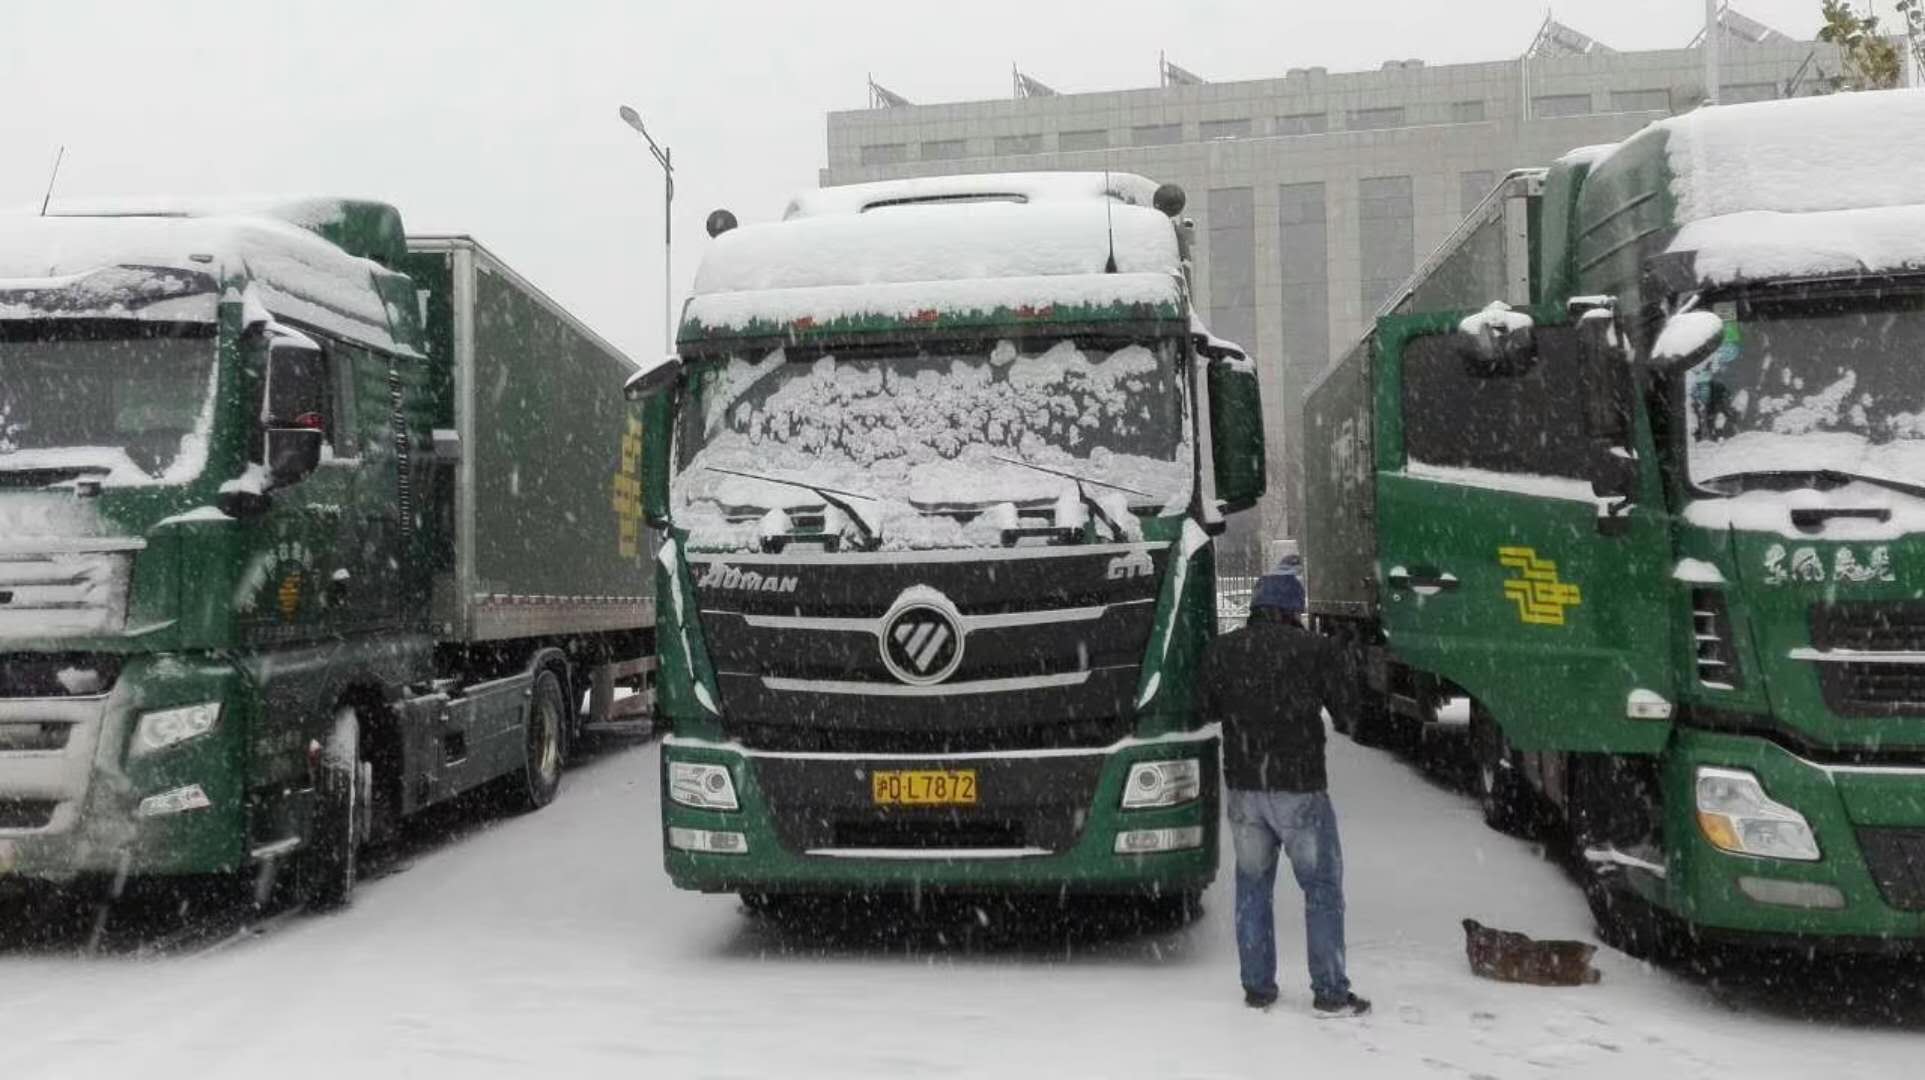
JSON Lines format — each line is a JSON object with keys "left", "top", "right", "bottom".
{"left": 685, "top": 176, "right": 1184, "bottom": 340}
{"left": 782, "top": 171, "right": 1165, "bottom": 219}
{"left": 1648, "top": 89, "right": 1925, "bottom": 223}
{"left": 0, "top": 198, "right": 413, "bottom": 351}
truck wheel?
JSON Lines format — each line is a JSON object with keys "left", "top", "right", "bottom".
{"left": 1471, "top": 710, "right": 1535, "bottom": 837}
{"left": 308, "top": 705, "right": 371, "bottom": 911}
{"left": 516, "top": 668, "right": 567, "bottom": 811}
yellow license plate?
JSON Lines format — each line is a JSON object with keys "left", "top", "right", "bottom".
{"left": 871, "top": 769, "right": 978, "bottom": 806}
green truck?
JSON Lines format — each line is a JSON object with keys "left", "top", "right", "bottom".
{"left": 626, "top": 172, "right": 1265, "bottom": 905}
{"left": 1304, "top": 88, "right": 1925, "bottom": 950}
{"left": 0, "top": 201, "right": 654, "bottom": 908}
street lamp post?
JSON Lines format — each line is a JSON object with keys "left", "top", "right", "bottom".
{"left": 618, "top": 104, "right": 675, "bottom": 356}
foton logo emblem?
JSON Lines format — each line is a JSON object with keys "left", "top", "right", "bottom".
{"left": 879, "top": 588, "right": 966, "bottom": 686}
{"left": 696, "top": 563, "right": 799, "bottom": 593}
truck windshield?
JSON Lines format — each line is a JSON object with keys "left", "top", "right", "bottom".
{"left": 0, "top": 322, "right": 219, "bottom": 486}
{"left": 673, "top": 335, "right": 1190, "bottom": 547}
{"left": 1681, "top": 288, "right": 1925, "bottom": 492}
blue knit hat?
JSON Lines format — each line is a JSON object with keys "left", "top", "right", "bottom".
{"left": 1251, "top": 568, "right": 1306, "bottom": 615}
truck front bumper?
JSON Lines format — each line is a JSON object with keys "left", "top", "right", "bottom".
{"left": 1657, "top": 728, "right": 1925, "bottom": 942}
{"left": 0, "top": 654, "right": 249, "bottom": 884}
{"left": 660, "top": 730, "right": 1220, "bottom": 895}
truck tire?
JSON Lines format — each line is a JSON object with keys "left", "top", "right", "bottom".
{"left": 1471, "top": 709, "right": 1536, "bottom": 837}
{"left": 308, "top": 705, "right": 371, "bottom": 911}
{"left": 515, "top": 668, "right": 567, "bottom": 811}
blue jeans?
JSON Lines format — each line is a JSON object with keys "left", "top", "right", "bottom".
{"left": 1227, "top": 788, "right": 1349, "bottom": 1001}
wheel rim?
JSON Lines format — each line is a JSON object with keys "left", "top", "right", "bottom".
{"left": 534, "top": 686, "right": 562, "bottom": 786}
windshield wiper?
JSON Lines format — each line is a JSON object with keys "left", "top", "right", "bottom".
{"left": 1706, "top": 467, "right": 1925, "bottom": 504}
{"left": 0, "top": 463, "right": 112, "bottom": 488}
{"left": 991, "top": 454, "right": 1149, "bottom": 541}
{"left": 702, "top": 466, "right": 882, "bottom": 551}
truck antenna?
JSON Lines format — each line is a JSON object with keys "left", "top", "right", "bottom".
{"left": 39, "top": 146, "right": 65, "bottom": 217}
{"left": 1102, "top": 168, "right": 1119, "bottom": 273}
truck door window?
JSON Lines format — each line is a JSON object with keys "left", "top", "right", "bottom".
{"left": 266, "top": 335, "right": 358, "bottom": 459}
{"left": 1399, "top": 330, "right": 1587, "bottom": 478}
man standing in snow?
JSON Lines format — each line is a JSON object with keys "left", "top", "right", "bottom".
{"left": 1196, "top": 560, "right": 1370, "bottom": 1017}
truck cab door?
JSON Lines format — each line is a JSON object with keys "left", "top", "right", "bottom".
{"left": 1372, "top": 308, "right": 1673, "bottom": 754}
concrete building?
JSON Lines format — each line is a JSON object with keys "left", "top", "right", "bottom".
{"left": 821, "top": 13, "right": 1838, "bottom": 573}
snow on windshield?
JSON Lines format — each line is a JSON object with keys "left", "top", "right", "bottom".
{"left": 0, "top": 329, "right": 219, "bottom": 487}
{"left": 1683, "top": 293, "right": 1925, "bottom": 489}
{"left": 674, "top": 338, "right": 1191, "bottom": 550}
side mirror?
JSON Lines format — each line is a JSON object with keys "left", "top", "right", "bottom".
{"left": 1204, "top": 349, "right": 1266, "bottom": 512}
{"left": 641, "top": 392, "right": 675, "bottom": 528}
{"left": 625, "top": 355, "right": 683, "bottom": 401}
{"left": 1454, "top": 302, "right": 1538, "bottom": 377}
{"left": 267, "top": 427, "right": 324, "bottom": 487}
{"left": 1650, "top": 309, "right": 1726, "bottom": 369}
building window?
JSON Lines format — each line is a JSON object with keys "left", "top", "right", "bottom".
{"left": 1348, "top": 106, "right": 1407, "bottom": 131}
{"left": 1450, "top": 100, "right": 1487, "bottom": 123}
{"left": 1200, "top": 117, "right": 1252, "bottom": 141}
{"left": 1131, "top": 123, "right": 1184, "bottom": 147}
{"left": 1459, "top": 170, "right": 1496, "bottom": 218}
{"left": 859, "top": 143, "right": 907, "bottom": 166}
{"left": 993, "top": 133, "right": 1042, "bottom": 156}
{"left": 1358, "top": 175, "right": 1414, "bottom": 314}
{"left": 1532, "top": 93, "right": 1593, "bottom": 119}
{"left": 1206, "top": 188, "right": 1257, "bottom": 355}
{"left": 1610, "top": 88, "right": 1670, "bottom": 113}
{"left": 1722, "top": 82, "right": 1779, "bottom": 103}
{"left": 1058, "top": 129, "right": 1110, "bottom": 152}
{"left": 1276, "top": 111, "right": 1329, "bottom": 136}
{"left": 1279, "top": 182, "right": 1330, "bottom": 388}
{"left": 921, "top": 139, "right": 968, "bottom": 161}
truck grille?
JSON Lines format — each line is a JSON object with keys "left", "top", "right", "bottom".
{"left": 1857, "top": 828, "right": 1925, "bottom": 911}
{"left": 0, "top": 798, "right": 57, "bottom": 830}
{"left": 1809, "top": 604, "right": 1925, "bottom": 716}
{"left": 0, "top": 551, "right": 133, "bottom": 639}
{"left": 729, "top": 715, "right": 1132, "bottom": 755}
{"left": 0, "top": 654, "right": 121, "bottom": 699}
{"left": 0, "top": 722, "right": 72, "bottom": 752}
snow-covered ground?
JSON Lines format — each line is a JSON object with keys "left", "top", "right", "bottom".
{"left": 2, "top": 735, "right": 1920, "bottom": 1079}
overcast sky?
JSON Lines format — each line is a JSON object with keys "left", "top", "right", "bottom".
{"left": 0, "top": 0, "right": 1834, "bottom": 360}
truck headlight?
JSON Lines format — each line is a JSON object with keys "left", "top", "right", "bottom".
{"left": 133, "top": 703, "right": 222, "bottom": 756}
{"left": 1695, "top": 767, "right": 1821, "bottom": 862}
{"left": 669, "top": 761, "right": 740, "bottom": 811}
{"left": 1121, "top": 759, "right": 1201, "bottom": 809}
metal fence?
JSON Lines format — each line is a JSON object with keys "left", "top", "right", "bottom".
{"left": 1215, "top": 575, "right": 1258, "bottom": 634}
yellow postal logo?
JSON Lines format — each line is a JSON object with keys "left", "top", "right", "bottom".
{"left": 1498, "top": 546, "right": 1581, "bottom": 626}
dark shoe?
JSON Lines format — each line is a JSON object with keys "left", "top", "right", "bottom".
{"left": 1244, "top": 988, "right": 1279, "bottom": 1009}
{"left": 1312, "top": 991, "right": 1371, "bottom": 1017}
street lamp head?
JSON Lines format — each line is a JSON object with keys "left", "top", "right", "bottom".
{"left": 618, "top": 104, "right": 646, "bottom": 133}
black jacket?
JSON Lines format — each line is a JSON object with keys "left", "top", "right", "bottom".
{"left": 1195, "top": 618, "right": 1351, "bottom": 793}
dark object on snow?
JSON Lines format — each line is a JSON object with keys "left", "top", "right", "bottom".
{"left": 1244, "top": 988, "right": 1279, "bottom": 1009}
{"left": 1312, "top": 991, "right": 1373, "bottom": 1017}
{"left": 1462, "top": 919, "right": 1602, "bottom": 986}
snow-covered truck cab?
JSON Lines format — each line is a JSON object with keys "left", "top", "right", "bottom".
{"left": 1307, "top": 89, "right": 1925, "bottom": 951}
{"left": 635, "top": 172, "right": 1265, "bottom": 899}
{"left": 1563, "top": 89, "right": 1925, "bottom": 945}
{"left": 0, "top": 199, "right": 432, "bottom": 886}
{"left": 0, "top": 201, "right": 655, "bottom": 904}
